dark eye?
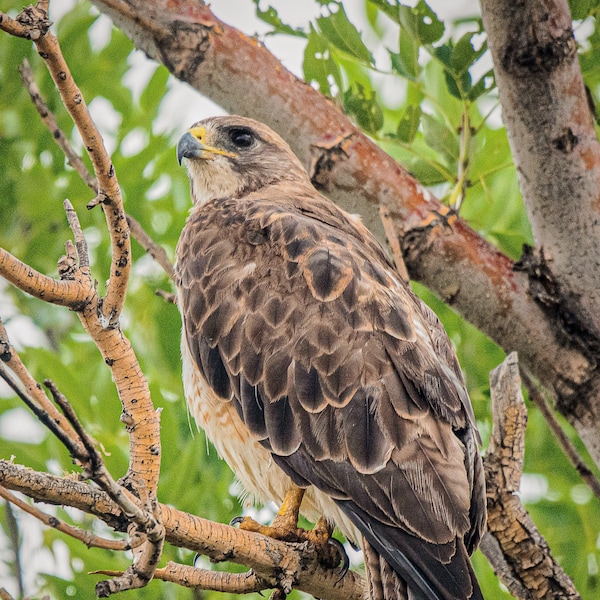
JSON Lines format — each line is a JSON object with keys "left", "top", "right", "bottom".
{"left": 229, "top": 128, "right": 255, "bottom": 148}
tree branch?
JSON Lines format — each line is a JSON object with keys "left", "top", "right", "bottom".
{"left": 483, "top": 353, "right": 580, "bottom": 599}
{"left": 481, "top": 0, "right": 600, "bottom": 340}
{"left": 0, "top": 460, "right": 366, "bottom": 600}
{"left": 15, "top": 3, "right": 130, "bottom": 326}
{"left": 0, "top": 486, "right": 130, "bottom": 552}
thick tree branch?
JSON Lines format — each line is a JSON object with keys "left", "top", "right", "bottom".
{"left": 89, "top": 0, "right": 600, "bottom": 468}
{"left": 480, "top": 0, "right": 600, "bottom": 473}
{"left": 483, "top": 353, "right": 579, "bottom": 599}
{"left": 481, "top": 0, "right": 600, "bottom": 337}
{"left": 0, "top": 460, "right": 366, "bottom": 600}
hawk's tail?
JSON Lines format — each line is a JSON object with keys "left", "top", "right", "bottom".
{"left": 340, "top": 501, "right": 484, "bottom": 600}
{"left": 364, "top": 539, "right": 409, "bottom": 600}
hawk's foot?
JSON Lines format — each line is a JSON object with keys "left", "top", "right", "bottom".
{"left": 230, "top": 486, "right": 348, "bottom": 574}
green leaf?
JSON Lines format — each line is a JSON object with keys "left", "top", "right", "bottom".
{"left": 344, "top": 83, "right": 384, "bottom": 133}
{"left": 468, "top": 68, "right": 495, "bottom": 101}
{"left": 569, "top": 0, "right": 593, "bottom": 20}
{"left": 252, "top": 0, "right": 307, "bottom": 37}
{"left": 303, "top": 26, "right": 342, "bottom": 96}
{"left": 398, "top": 1, "right": 444, "bottom": 45}
{"left": 317, "top": 2, "right": 374, "bottom": 64}
{"left": 451, "top": 32, "right": 487, "bottom": 74}
{"left": 368, "top": 0, "right": 401, "bottom": 24}
{"left": 390, "top": 27, "right": 420, "bottom": 80}
{"left": 396, "top": 105, "right": 422, "bottom": 143}
{"left": 421, "top": 113, "right": 459, "bottom": 161}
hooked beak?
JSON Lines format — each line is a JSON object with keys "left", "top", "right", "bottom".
{"left": 176, "top": 128, "right": 237, "bottom": 165}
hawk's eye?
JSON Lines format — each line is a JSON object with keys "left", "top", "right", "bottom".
{"left": 229, "top": 128, "right": 255, "bottom": 148}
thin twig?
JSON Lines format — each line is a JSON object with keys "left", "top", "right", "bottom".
{"left": 0, "top": 319, "right": 83, "bottom": 451}
{"left": 64, "top": 200, "right": 90, "bottom": 270}
{"left": 522, "top": 370, "right": 600, "bottom": 501}
{"left": 155, "top": 289, "right": 177, "bottom": 304}
{"left": 127, "top": 215, "right": 175, "bottom": 280}
{"left": 18, "top": 58, "right": 97, "bottom": 192}
{"left": 43, "top": 379, "right": 159, "bottom": 536}
{"left": 0, "top": 486, "right": 130, "bottom": 551}
{"left": 0, "top": 588, "right": 16, "bottom": 600}
{"left": 18, "top": 59, "right": 175, "bottom": 283}
{"left": 3, "top": 501, "right": 24, "bottom": 598}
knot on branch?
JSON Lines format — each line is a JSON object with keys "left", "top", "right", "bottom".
{"left": 502, "top": 28, "right": 577, "bottom": 76}
{"left": 514, "top": 246, "right": 600, "bottom": 382}
{"left": 514, "top": 245, "right": 561, "bottom": 309}
{"left": 309, "top": 133, "right": 353, "bottom": 191}
{"left": 161, "top": 20, "right": 214, "bottom": 79}
{"left": 16, "top": 5, "right": 51, "bottom": 41}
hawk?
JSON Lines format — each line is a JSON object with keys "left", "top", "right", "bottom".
{"left": 175, "top": 115, "right": 486, "bottom": 600}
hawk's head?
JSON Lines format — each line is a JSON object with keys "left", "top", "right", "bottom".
{"left": 177, "top": 115, "right": 311, "bottom": 206}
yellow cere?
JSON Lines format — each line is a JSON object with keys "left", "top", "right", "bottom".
{"left": 188, "top": 126, "right": 238, "bottom": 159}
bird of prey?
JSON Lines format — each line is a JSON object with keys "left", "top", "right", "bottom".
{"left": 175, "top": 115, "right": 486, "bottom": 600}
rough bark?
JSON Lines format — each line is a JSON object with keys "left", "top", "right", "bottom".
{"left": 88, "top": 0, "right": 600, "bottom": 467}
{"left": 480, "top": 0, "right": 600, "bottom": 467}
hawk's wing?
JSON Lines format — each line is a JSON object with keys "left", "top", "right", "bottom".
{"left": 177, "top": 186, "right": 485, "bottom": 600}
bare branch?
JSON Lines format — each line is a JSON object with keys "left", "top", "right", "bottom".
{"left": 0, "top": 486, "right": 129, "bottom": 551}
{"left": 18, "top": 58, "right": 96, "bottom": 192}
{"left": 13, "top": 3, "right": 131, "bottom": 325}
{"left": 127, "top": 214, "right": 175, "bottom": 281}
{"left": 0, "top": 588, "right": 17, "bottom": 600}
{"left": 155, "top": 562, "right": 272, "bottom": 593}
{"left": 42, "top": 378, "right": 165, "bottom": 596}
{"left": 483, "top": 353, "right": 580, "bottom": 599}
{"left": 0, "top": 460, "right": 365, "bottom": 600}
{"left": 522, "top": 371, "right": 600, "bottom": 502}
{"left": 481, "top": 0, "right": 600, "bottom": 339}
{"left": 0, "top": 246, "right": 95, "bottom": 307}
{"left": 0, "top": 319, "right": 84, "bottom": 451}
{"left": 0, "top": 9, "right": 47, "bottom": 39}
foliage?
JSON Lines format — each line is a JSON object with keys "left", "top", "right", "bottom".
{"left": 1, "top": 0, "right": 600, "bottom": 598}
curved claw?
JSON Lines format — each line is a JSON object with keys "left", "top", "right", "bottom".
{"left": 328, "top": 537, "right": 350, "bottom": 581}
{"left": 230, "top": 515, "right": 245, "bottom": 527}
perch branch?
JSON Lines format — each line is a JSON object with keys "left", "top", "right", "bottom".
{"left": 483, "top": 352, "right": 579, "bottom": 599}
{"left": 154, "top": 562, "right": 271, "bottom": 593}
{"left": 0, "top": 460, "right": 365, "bottom": 600}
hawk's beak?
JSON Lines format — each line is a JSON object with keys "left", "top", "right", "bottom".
{"left": 177, "top": 128, "right": 237, "bottom": 165}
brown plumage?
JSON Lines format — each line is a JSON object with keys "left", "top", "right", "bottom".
{"left": 175, "top": 115, "right": 486, "bottom": 600}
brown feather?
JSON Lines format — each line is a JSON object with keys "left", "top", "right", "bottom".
{"left": 176, "top": 116, "right": 485, "bottom": 600}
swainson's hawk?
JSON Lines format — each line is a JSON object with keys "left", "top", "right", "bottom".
{"left": 175, "top": 115, "right": 486, "bottom": 600}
